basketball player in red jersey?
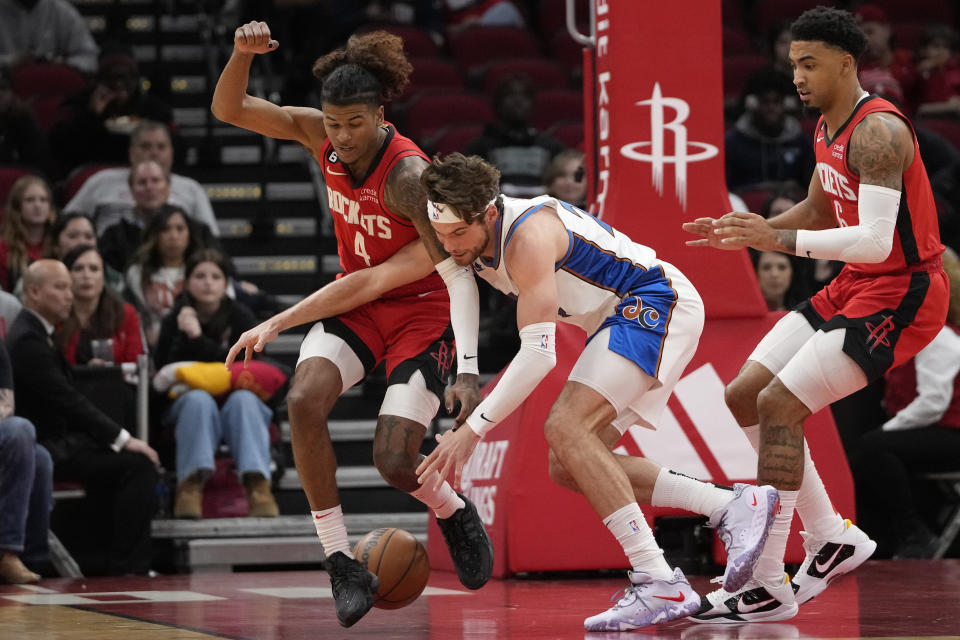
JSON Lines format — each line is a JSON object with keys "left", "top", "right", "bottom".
{"left": 212, "top": 24, "right": 493, "bottom": 627}
{"left": 683, "top": 6, "right": 947, "bottom": 623}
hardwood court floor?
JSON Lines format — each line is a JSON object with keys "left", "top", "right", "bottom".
{"left": 1, "top": 560, "right": 959, "bottom": 639}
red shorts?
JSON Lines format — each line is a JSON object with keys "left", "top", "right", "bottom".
{"left": 797, "top": 258, "right": 948, "bottom": 382}
{"left": 322, "top": 288, "right": 454, "bottom": 395}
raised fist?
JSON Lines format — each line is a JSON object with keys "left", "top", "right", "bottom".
{"left": 234, "top": 21, "right": 279, "bottom": 55}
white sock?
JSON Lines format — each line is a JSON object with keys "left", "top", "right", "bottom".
{"left": 755, "top": 489, "right": 797, "bottom": 584}
{"left": 312, "top": 505, "right": 352, "bottom": 558}
{"left": 795, "top": 441, "right": 846, "bottom": 540}
{"left": 409, "top": 473, "right": 465, "bottom": 520}
{"left": 650, "top": 467, "right": 733, "bottom": 521}
{"left": 745, "top": 425, "right": 845, "bottom": 540}
{"left": 604, "top": 503, "right": 673, "bottom": 579}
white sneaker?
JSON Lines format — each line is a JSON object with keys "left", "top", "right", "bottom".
{"left": 791, "top": 519, "right": 876, "bottom": 604}
{"left": 584, "top": 568, "right": 701, "bottom": 632}
{"left": 711, "top": 483, "right": 780, "bottom": 592}
{"left": 688, "top": 573, "right": 798, "bottom": 624}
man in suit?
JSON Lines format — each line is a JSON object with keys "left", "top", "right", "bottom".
{"left": 7, "top": 260, "right": 159, "bottom": 575}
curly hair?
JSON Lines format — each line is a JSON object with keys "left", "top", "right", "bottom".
{"left": 312, "top": 31, "right": 412, "bottom": 106}
{"left": 790, "top": 6, "right": 867, "bottom": 60}
{"left": 420, "top": 153, "right": 501, "bottom": 223}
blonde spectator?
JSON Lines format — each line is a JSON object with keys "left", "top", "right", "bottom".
{"left": 0, "top": 175, "right": 56, "bottom": 292}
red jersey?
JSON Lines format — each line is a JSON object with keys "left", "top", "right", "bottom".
{"left": 813, "top": 95, "right": 943, "bottom": 276}
{"left": 317, "top": 123, "right": 443, "bottom": 298}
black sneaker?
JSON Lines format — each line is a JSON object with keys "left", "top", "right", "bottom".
{"left": 436, "top": 492, "right": 494, "bottom": 589}
{"left": 324, "top": 551, "right": 379, "bottom": 627}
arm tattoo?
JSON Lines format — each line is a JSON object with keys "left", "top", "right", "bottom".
{"left": 0, "top": 388, "right": 13, "bottom": 420}
{"left": 774, "top": 229, "right": 797, "bottom": 253}
{"left": 849, "top": 113, "right": 906, "bottom": 190}
{"left": 383, "top": 156, "right": 448, "bottom": 262}
{"left": 757, "top": 423, "right": 804, "bottom": 490}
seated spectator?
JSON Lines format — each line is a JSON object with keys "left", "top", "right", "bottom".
{"left": 99, "top": 160, "right": 171, "bottom": 273}
{"left": 855, "top": 4, "right": 919, "bottom": 114}
{"left": 544, "top": 149, "right": 586, "bottom": 208}
{"left": 725, "top": 68, "right": 815, "bottom": 191}
{"left": 64, "top": 120, "right": 218, "bottom": 236}
{"left": 0, "top": 67, "right": 50, "bottom": 172}
{"left": 916, "top": 25, "right": 960, "bottom": 118}
{"left": 58, "top": 245, "right": 143, "bottom": 366}
{"left": 7, "top": 260, "right": 158, "bottom": 575}
{"left": 0, "top": 0, "right": 99, "bottom": 73}
{"left": 854, "top": 253, "right": 960, "bottom": 558}
{"left": 445, "top": 0, "right": 525, "bottom": 35}
{"left": 0, "top": 290, "right": 20, "bottom": 337}
{"left": 50, "top": 47, "right": 173, "bottom": 177}
{"left": 126, "top": 207, "right": 201, "bottom": 347}
{"left": 0, "top": 175, "right": 56, "bottom": 292}
{"left": 749, "top": 249, "right": 807, "bottom": 312}
{"left": 464, "top": 74, "right": 566, "bottom": 197}
{"left": 47, "top": 212, "right": 124, "bottom": 293}
{"left": 155, "top": 249, "right": 278, "bottom": 520}
{"left": 0, "top": 339, "right": 51, "bottom": 584}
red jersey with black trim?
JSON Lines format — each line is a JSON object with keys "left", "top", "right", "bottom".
{"left": 813, "top": 95, "right": 943, "bottom": 276}
{"left": 317, "top": 123, "right": 443, "bottom": 298}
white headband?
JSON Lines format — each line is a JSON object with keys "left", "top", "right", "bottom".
{"left": 427, "top": 198, "right": 497, "bottom": 224}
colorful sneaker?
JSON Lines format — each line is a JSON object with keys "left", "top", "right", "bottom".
{"left": 584, "top": 568, "right": 701, "bottom": 632}
{"left": 689, "top": 573, "right": 798, "bottom": 624}
{"left": 710, "top": 483, "right": 780, "bottom": 592}
{"left": 324, "top": 551, "right": 379, "bottom": 627}
{"left": 791, "top": 519, "right": 876, "bottom": 604}
{"left": 436, "top": 492, "right": 494, "bottom": 590}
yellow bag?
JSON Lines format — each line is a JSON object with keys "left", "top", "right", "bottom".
{"left": 175, "top": 362, "right": 232, "bottom": 397}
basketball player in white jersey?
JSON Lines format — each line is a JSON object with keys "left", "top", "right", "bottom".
{"left": 410, "top": 153, "right": 779, "bottom": 632}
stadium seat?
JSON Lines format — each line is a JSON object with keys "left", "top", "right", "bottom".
{"left": 546, "top": 120, "right": 584, "bottom": 150}
{"left": 449, "top": 27, "right": 540, "bottom": 74}
{"left": 547, "top": 29, "right": 586, "bottom": 81}
{"left": 892, "top": 23, "right": 932, "bottom": 52}
{"left": 753, "top": 0, "right": 837, "bottom": 37}
{"left": 423, "top": 123, "right": 485, "bottom": 157}
{"left": 398, "top": 57, "right": 466, "bottom": 103}
{"left": 402, "top": 91, "right": 493, "bottom": 143}
{"left": 873, "top": 0, "right": 955, "bottom": 26}
{"left": 62, "top": 163, "right": 123, "bottom": 203}
{"left": 482, "top": 58, "right": 568, "bottom": 95}
{"left": 11, "top": 62, "right": 87, "bottom": 100}
{"left": 537, "top": 0, "right": 589, "bottom": 39}
{"left": 722, "top": 54, "right": 770, "bottom": 102}
{"left": 534, "top": 88, "right": 583, "bottom": 131}
{"left": 358, "top": 24, "right": 440, "bottom": 58}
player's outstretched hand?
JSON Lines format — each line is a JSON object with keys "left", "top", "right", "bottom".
{"left": 445, "top": 374, "right": 481, "bottom": 428}
{"left": 234, "top": 21, "right": 278, "bottom": 55}
{"left": 416, "top": 425, "right": 481, "bottom": 490}
{"left": 225, "top": 319, "right": 280, "bottom": 368}
{"left": 712, "top": 212, "right": 778, "bottom": 251}
{"left": 682, "top": 217, "right": 725, "bottom": 248}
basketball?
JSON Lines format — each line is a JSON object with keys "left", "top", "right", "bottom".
{"left": 352, "top": 528, "right": 430, "bottom": 609}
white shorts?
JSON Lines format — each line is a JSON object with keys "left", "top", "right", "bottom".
{"left": 297, "top": 322, "right": 440, "bottom": 427}
{"left": 749, "top": 311, "right": 868, "bottom": 414}
{"left": 569, "top": 271, "right": 704, "bottom": 435}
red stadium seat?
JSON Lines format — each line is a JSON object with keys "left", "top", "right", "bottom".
{"left": 872, "top": 0, "right": 955, "bottom": 26}
{"left": 722, "top": 55, "right": 770, "bottom": 102}
{"left": 358, "top": 24, "right": 440, "bottom": 58}
{"left": 11, "top": 62, "right": 87, "bottom": 100}
{"left": 723, "top": 27, "right": 756, "bottom": 55}
{"left": 918, "top": 118, "right": 960, "bottom": 152}
{"left": 534, "top": 88, "right": 583, "bottom": 131}
{"left": 423, "top": 123, "right": 485, "bottom": 156}
{"left": 537, "top": 0, "right": 589, "bottom": 39}
{"left": 62, "top": 163, "right": 123, "bottom": 203}
{"left": 402, "top": 90, "right": 493, "bottom": 143}
{"left": 546, "top": 120, "right": 584, "bottom": 150}
{"left": 547, "top": 29, "right": 586, "bottom": 80}
{"left": 449, "top": 27, "right": 540, "bottom": 74}
{"left": 482, "top": 58, "right": 568, "bottom": 95}
{"left": 397, "top": 57, "right": 466, "bottom": 103}
{"left": 753, "top": 0, "right": 837, "bottom": 37}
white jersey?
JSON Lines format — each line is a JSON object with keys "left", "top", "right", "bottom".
{"left": 471, "top": 195, "right": 690, "bottom": 336}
